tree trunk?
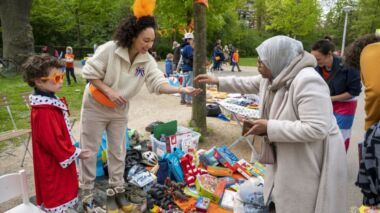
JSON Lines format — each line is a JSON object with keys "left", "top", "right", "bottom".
{"left": 191, "top": 0, "right": 207, "bottom": 135}
{"left": 0, "top": 0, "right": 34, "bottom": 68}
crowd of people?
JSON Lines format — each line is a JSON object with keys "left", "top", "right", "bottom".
{"left": 16, "top": 0, "right": 380, "bottom": 211}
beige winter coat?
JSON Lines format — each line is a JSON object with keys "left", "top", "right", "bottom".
{"left": 218, "top": 53, "right": 348, "bottom": 213}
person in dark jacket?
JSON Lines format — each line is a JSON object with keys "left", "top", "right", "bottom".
{"left": 311, "top": 39, "right": 361, "bottom": 152}
{"left": 212, "top": 43, "right": 225, "bottom": 71}
{"left": 180, "top": 32, "right": 194, "bottom": 105}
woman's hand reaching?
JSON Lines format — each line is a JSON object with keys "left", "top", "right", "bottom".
{"left": 180, "top": 87, "right": 202, "bottom": 96}
{"left": 194, "top": 74, "right": 219, "bottom": 85}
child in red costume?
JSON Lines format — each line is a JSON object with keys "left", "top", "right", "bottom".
{"left": 22, "top": 54, "right": 91, "bottom": 213}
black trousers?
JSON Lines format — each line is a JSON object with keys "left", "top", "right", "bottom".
{"left": 65, "top": 67, "right": 77, "bottom": 85}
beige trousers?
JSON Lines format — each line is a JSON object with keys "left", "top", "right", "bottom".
{"left": 79, "top": 87, "right": 129, "bottom": 194}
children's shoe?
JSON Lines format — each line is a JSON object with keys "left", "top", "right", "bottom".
{"left": 106, "top": 188, "right": 119, "bottom": 213}
{"left": 125, "top": 183, "right": 147, "bottom": 198}
{"left": 114, "top": 186, "right": 136, "bottom": 212}
{"left": 82, "top": 196, "right": 106, "bottom": 213}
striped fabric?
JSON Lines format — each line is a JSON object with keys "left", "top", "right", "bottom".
{"left": 332, "top": 99, "right": 358, "bottom": 152}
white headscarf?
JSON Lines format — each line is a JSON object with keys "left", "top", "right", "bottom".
{"left": 256, "top": 35, "right": 304, "bottom": 78}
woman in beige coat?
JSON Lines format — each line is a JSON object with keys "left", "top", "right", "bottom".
{"left": 195, "top": 36, "right": 348, "bottom": 213}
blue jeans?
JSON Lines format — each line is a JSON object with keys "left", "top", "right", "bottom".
{"left": 181, "top": 71, "right": 193, "bottom": 103}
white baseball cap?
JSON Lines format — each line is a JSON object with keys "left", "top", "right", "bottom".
{"left": 184, "top": 32, "right": 194, "bottom": 39}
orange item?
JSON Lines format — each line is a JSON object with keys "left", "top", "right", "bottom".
{"left": 207, "top": 166, "right": 233, "bottom": 177}
{"left": 41, "top": 72, "right": 64, "bottom": 84}
{"left": 321, "top": 66, "right": 330, "bottom": 80}
{"left": 174, "top": 197, "right": 232, "bottom": 213}
{"left": 196, "top": 0, "right": 209, "bottom": 7}
{"left": 133, "top": 0, "right": 156, "bottom": 19}
{"left": 65, "top": 53, "right": 75, "bottom": 68}
{"left": 232, "top": 52, "right": 239, "bottom": 63}
{"left": 89, "top": 84, "right": 116, "bottom": 108}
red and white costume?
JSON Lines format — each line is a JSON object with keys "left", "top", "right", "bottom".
{"left": 30, "top": 94, "right": 80, "bottom": 212}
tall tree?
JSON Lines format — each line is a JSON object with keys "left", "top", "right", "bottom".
{"left": 322, "top": 0, "right": 356, "bottom": 48}
{"left": 351, "top": 0, "right": 380, "bottom": 37}
{"left": 265, "top": 0, "right": 321, "bottom": 38}
{"left": 253, "top": 0, "right": 266, "bottom": 31}
{"left": 0, "top": 0, "right": 34, "bottom": 70}
{"left": 191, "top": 0, "right": 207, "bottom": 135}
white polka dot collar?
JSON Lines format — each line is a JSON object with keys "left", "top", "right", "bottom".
{"left": 30, "top": 95, "right": 68, "bottom": 111}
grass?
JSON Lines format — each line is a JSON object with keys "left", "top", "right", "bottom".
{"left": 239, "top": 57, "right": 258, "bottom": 67}
{"left": 0, "top": 75, "right": 86, "bottom": 151}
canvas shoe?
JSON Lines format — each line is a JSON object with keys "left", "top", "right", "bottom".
{"left": 82, "top": 198, "right": 106, "bottom": 213}
{"left": 114, "top": 186, "right": 136, "bottom": 212}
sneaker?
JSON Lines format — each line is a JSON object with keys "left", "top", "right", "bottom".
{"left": 114, "top": 187, "right": 136, "bottom": 212}
{"left": 125, "top": 183, "right": 147, "bottom": 198}
{"left": 82, "top": 196, "right": 106, "bottom": 213}
{"left": 106, "top": 188, "right": 119, "bottom": 213}
{"left": 180, "top": 100, "right": 186, "bottom": 105}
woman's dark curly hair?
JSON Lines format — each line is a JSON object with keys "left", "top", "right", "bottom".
{"left": 344, "top": 34, "right": 380, "bottom": 69}
{"left": 22, "top": 54, "right": 64, "bottom": 87}
{"left": 113, "top": 15, "right": 156, "bottom": 48}
{"left": 311, "top": 39, "right": 335, "bottom": 55}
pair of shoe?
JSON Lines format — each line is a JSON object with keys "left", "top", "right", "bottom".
{"left": 106, "top": 187, "right": 136, "bottom": 213}
{"left": 180, "top": 100, "right": 186, "bottom": 105}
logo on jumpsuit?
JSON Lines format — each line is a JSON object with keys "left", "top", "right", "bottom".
{"left": 135, "top": 66, "right": 145, "bottom": 77}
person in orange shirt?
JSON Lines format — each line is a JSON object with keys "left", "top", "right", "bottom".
{"left": 231, "top": 48, "right": 242, "bottom": 72}
{"left": 64, "top": 46, "right": 77, "bottom": 85}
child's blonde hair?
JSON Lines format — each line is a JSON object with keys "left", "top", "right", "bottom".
{"left": 166, "top": 53, "right": 173, "bottom": 60}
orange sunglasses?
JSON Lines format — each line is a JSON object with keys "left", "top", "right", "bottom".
{"left": 40, "top": 72, "right": 64, "bottom": 84}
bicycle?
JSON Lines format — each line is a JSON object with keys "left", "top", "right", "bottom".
{"left": 0, "top": 57, "right": 19, "bottom": 77}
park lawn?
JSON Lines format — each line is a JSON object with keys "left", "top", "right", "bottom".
{"left": 239, "top": 57, "right": 258, "bottom": 67}
{"left": 0, "top": 75, "right": 86, "bottom": 150}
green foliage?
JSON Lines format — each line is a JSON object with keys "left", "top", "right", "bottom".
{"left": 0, "top": 75, "right": 86, "bottom": 132}
{"left": 31, "top": 0, "right": 133, "bottom": 47}
{"left": 265, "top": 0, "right": 321, "bottom": 37}
{"left": 351, "top": 0, "right": 380, "bottom": 38}
{"left": 239, "top": 57, "right": 258, "bottom": 66}
{"left": 322, "top": 0, "right": 357, "bottom": 49}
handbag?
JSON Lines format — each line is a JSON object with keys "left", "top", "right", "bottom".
{"left": 242, "top": 120, "right": 275, "bottom": 164}
{"left": 89, "top": 84, "right": 116, "bottom": 108}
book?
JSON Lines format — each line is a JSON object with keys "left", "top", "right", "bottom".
{"left": 214, "top": 146, "right": 240, "bottom": 171}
